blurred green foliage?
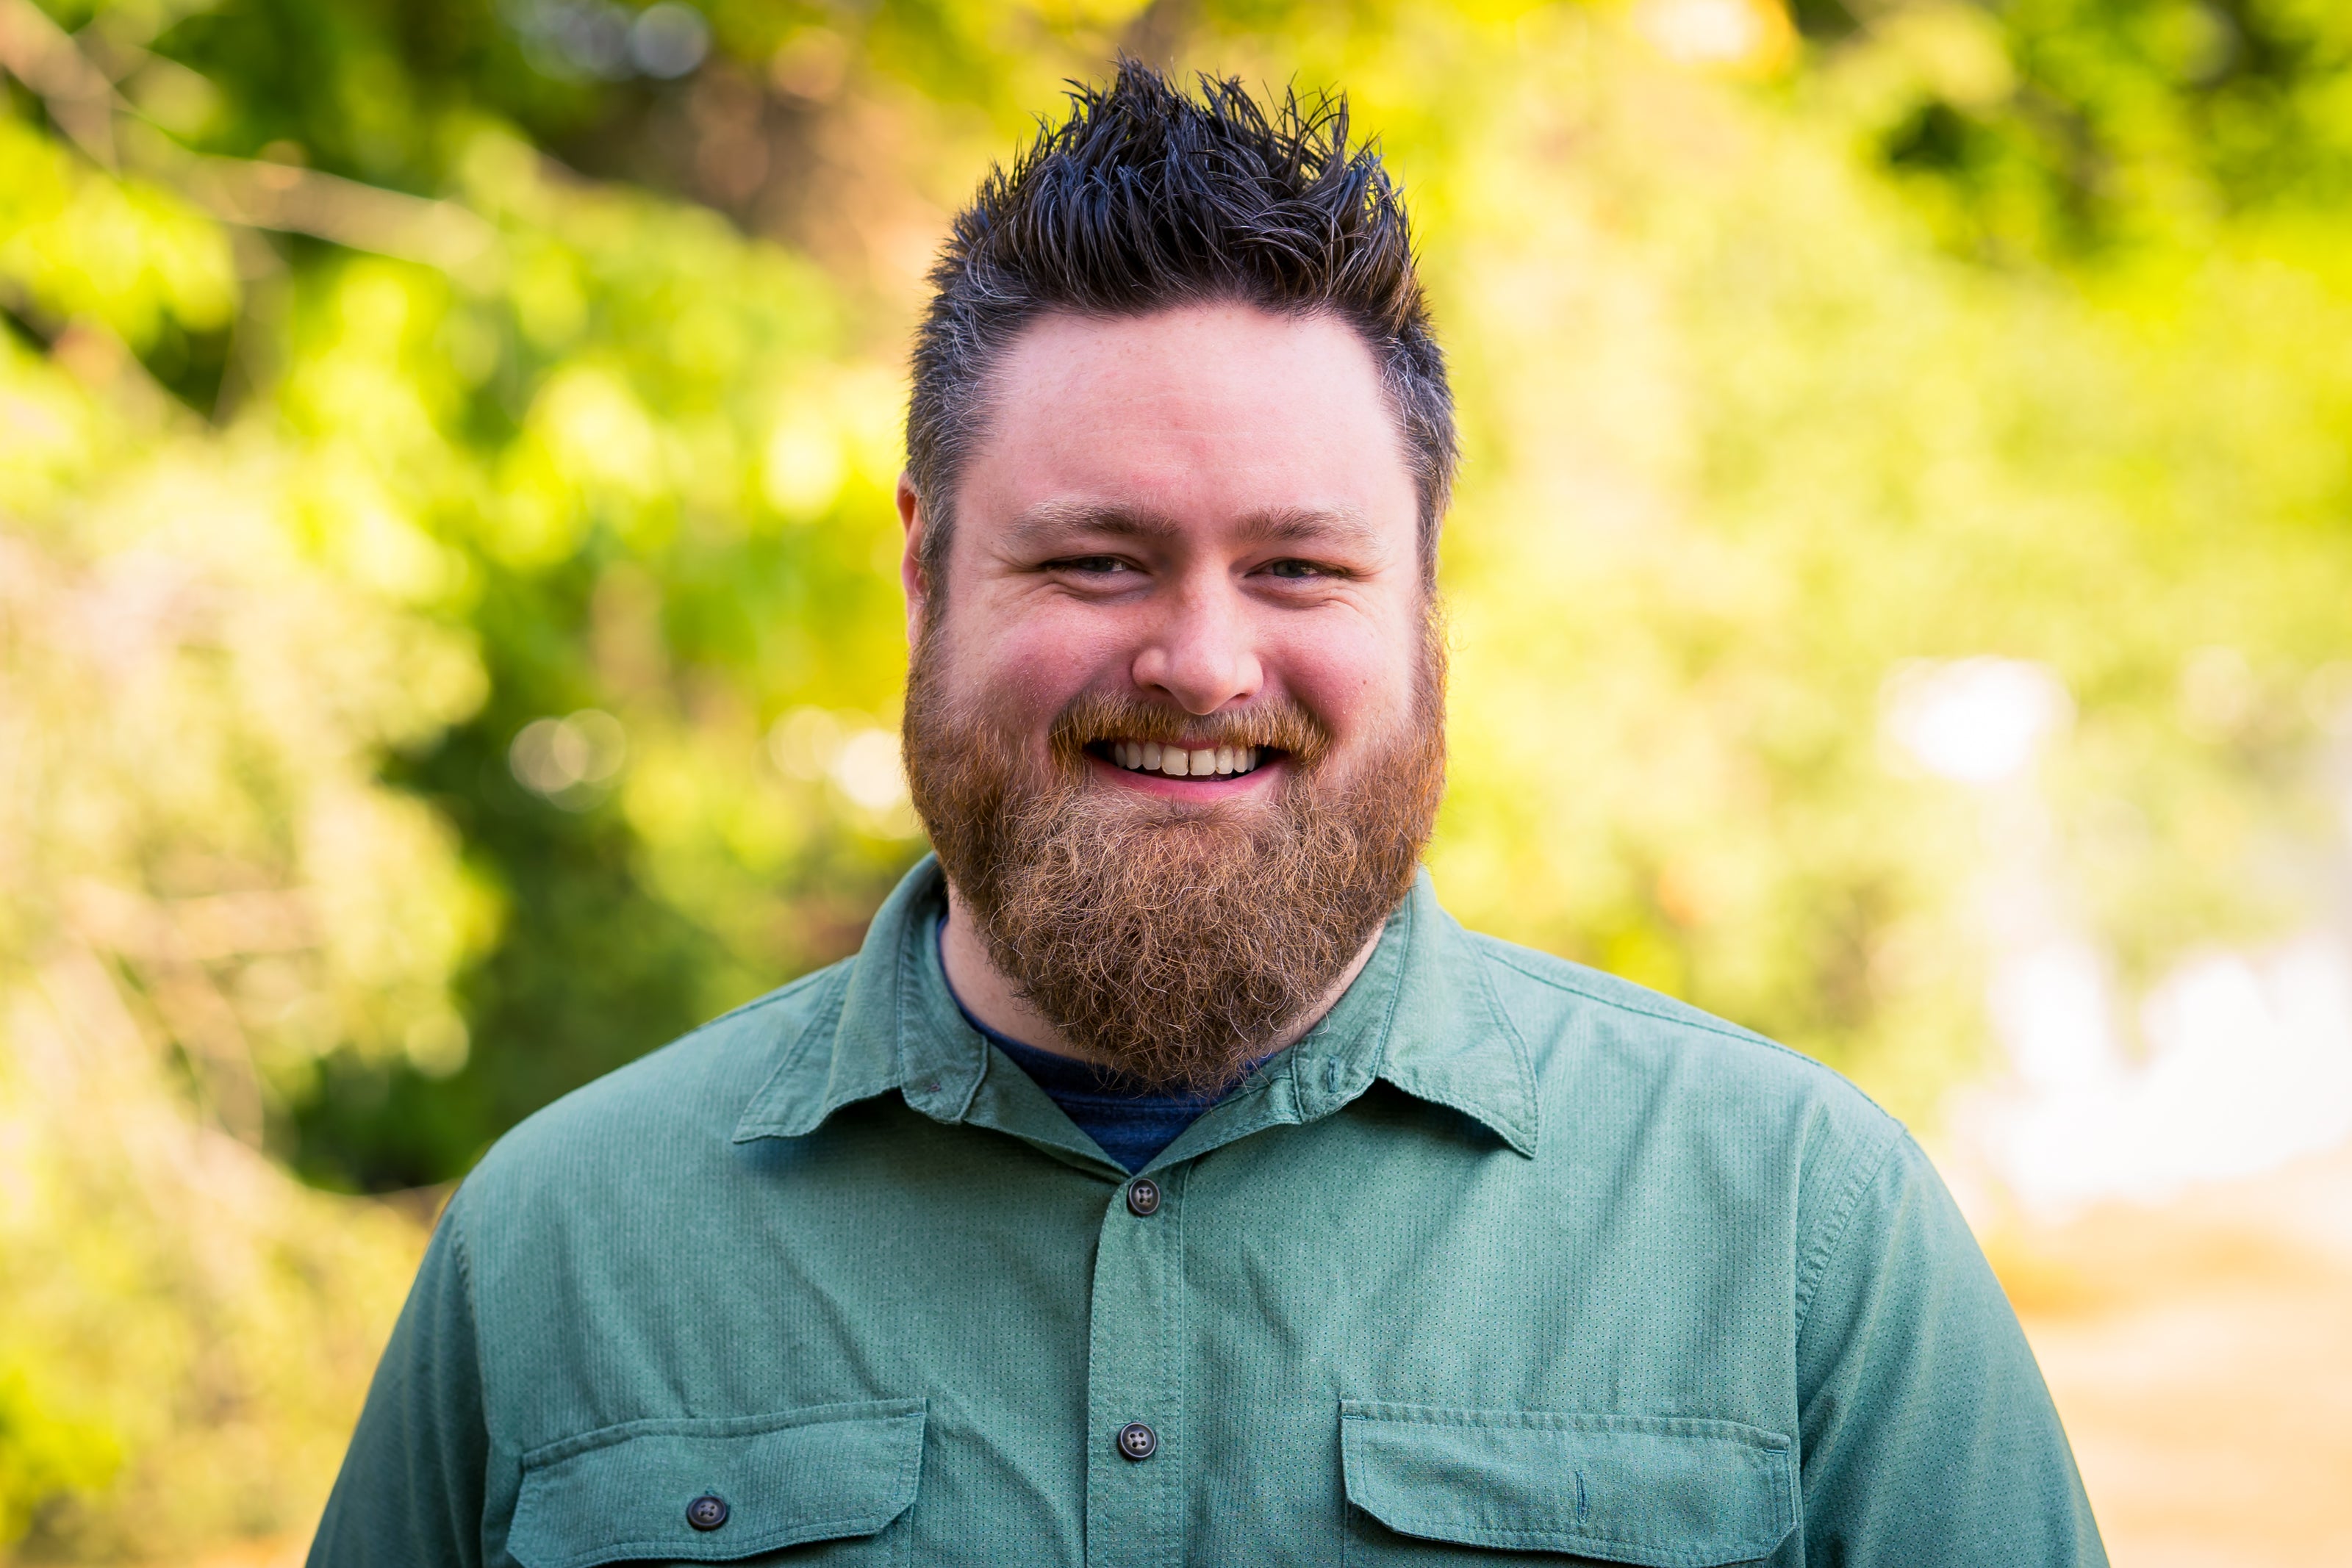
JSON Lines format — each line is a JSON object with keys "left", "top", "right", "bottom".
{"left": 4, "top": 0, "right": 2351, "bottom": 1556}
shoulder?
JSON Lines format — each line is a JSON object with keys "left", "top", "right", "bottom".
{"left": 456, "top": 958, "right": 854, "bottom": 1213}
{"left": 1458, "top": 925, "right": 1906, "bottom": 1187}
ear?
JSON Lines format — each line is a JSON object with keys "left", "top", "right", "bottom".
{"left": 897, "top": 471, "right": 929, "bottom": 647}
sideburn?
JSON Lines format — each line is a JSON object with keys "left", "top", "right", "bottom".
{"left": 903, "top": 614, "right": 1446, "bottom": 1093}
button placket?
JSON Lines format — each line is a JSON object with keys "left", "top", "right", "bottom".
{"left": 1084, "top": 1165, "right": 1183, "bottom": 1568}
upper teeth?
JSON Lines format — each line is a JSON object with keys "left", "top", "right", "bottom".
{"left": 1110, "top": 740, "right": 1261, "bottom": 778}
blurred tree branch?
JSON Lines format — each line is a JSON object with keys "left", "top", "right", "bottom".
{"left": 1, "top": 0, "right": 492, "bottom": 270}
{"left": 0, "top": 0, "right": 114, "bottom": 165}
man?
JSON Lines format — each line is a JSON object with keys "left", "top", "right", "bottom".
{"left": 313, "top": 65, "right": 2104, "bottom": 1567}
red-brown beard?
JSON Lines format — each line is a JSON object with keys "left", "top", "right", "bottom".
{"left": 902, "top": 619, "right": 1446, "bottom": 1094}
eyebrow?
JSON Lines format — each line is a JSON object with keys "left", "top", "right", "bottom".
{"left": 1003, "top": 503, "right": 1382, "bottom": 555}
{"left": 1003, "top": 503, "right": 1180, "bottom": 550}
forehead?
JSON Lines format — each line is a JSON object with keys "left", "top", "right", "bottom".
{"left": 955, "top": 301, "right": 1418, "bottom": 548}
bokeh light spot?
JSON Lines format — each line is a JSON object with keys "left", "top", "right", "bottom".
{"left": 1882, "top": 658, "right": 2072, "bottom": 785}
{"left": 510, "top": 710, "right": 628, "bottom": 802}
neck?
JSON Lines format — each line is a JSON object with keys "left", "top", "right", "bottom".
{"left": 936, "top": 882, "right": 1385, "bottom": 1070}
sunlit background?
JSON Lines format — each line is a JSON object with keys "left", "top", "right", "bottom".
{"left": 4, "top": 0, "right": 2350, "bottom": 1561}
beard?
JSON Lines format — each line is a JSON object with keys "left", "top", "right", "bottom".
{"left": 902, "top": 617, "right": 1446, "bottom": 1095}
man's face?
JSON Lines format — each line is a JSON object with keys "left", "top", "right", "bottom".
{"left": 911, "top": 301, "right": 1428, "bottom": 790}
{"left": 900, "top": 301, "right": 1444, "bottom": 1089}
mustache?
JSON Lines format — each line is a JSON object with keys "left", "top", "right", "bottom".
{"left": 1046, "top": 689, "right": 1333, "bottom": 771}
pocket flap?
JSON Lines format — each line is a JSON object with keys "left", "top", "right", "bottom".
{"left": 1340, "top": 1402, "right": 1796, "bottom": 1567}
{"left": 509, "top": 1398, "right": 927, "bottom": 1568}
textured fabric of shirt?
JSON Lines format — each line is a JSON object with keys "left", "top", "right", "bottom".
{"left": 936, "top": 915, "right": 1231, "bottom": 1173}
{"left": 310, "top": 857, "right": 2107, "bottom": 1568}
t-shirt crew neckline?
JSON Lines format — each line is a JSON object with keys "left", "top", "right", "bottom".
{"left": 931, "top": 913, "right": 1238, "bottom": 1173}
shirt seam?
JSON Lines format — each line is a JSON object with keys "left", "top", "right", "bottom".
{"left": 892, "top": 904, "right": 916, "bottom": 1096}
{"left": 1478, "top": 943, "right": 1778, "bottom": 1049}
{"left": 683, "top": 963, "right": 839, "bottom": 1040}
{"left": 1363, "top": 1517, "right": 1757, "bottom": 1553}
{"left": 1339, "top": 1406, "right": 1786, "bottom": 1443}
{"left": 1476, "top": 941, "right": 1899, "bottom": 1120}
{"left": 446, "top": 1195, "right": 483, "bottom": 1392}
{"left": 445, "top": 1188, "right": 501, "bottom": 1553}
{"left": 1157, "top": 1162, "right": 1183, "bottom": 1567}
{"left": 1791, "top": 1123, "right": 1905, "bottom": 1343}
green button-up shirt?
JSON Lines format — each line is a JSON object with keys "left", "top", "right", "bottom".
{"left": 312, "top": 859, "right": 2104, "bottom": 1567}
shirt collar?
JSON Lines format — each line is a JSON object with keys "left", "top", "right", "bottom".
{"left": 732, "top": 855, "right": 1538, "bottom": 1161}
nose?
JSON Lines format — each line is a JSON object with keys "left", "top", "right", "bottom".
{"left": 1130, "top": 573, "right": 1262, "bottom": 716}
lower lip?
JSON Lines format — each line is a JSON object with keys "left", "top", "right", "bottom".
{"left": 1087, "top": 750, "right": 1283, "bottom": 798}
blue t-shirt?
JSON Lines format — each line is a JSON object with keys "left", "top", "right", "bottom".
{"left": 936, "top": 917, "right": 1226, "bottom": 1172}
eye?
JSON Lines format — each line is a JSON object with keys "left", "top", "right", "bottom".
{"left": 1259, "top": 558, "right": 1332, "bottom": 580}
{"left": 1047, "top": 555, "right": 1135, "bottom": 577}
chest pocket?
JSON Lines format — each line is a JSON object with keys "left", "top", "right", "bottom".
{"left": 1339, "top": 1403, "right": 1796, "bottom": 1567}
{"left": 507, "top": 1398, "right": 926, "bottom": 1568}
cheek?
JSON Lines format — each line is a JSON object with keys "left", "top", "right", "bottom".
{"left": 1264, "top": 616, "right": 1418, "bottom": 738}
{"left": 951, "top": 597, "right": 1130, "bottom": 723}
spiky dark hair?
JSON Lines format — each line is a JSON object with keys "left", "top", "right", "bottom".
{"left": 906, "top": 61, "right": 1456, "bottom": 593}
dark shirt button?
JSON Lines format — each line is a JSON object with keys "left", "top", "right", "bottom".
{"left": 686, "top": 1493, "right": 730, "bottom": 1531}
{"left": 1125, "top": 1179, "right": 1161, "bottom": 1217}
{"left": 1116, "top": 1421, "right": 1158, "bottom": 1461}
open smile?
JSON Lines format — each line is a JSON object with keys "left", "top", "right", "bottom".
{"left": 1083, "top": 737, "right": 1284, "bottom": 785}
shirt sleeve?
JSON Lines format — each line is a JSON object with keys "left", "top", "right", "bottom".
{"left": 307, "top": 1195, "right": 489, "bottom": 1568}
{"left": 1793, "top": 1132, "right": 2107, "bottom": 1567}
